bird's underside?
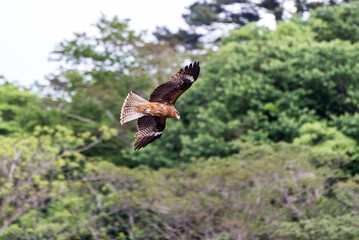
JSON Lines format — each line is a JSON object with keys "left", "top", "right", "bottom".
{"left": 120, "top": 61, "right": 200, "bottom": 150}
{"left": 135, "top": 102, "right": 178, "bottom": 119}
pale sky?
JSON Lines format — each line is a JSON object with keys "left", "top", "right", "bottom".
{"left": 0, "top": 0, "right": 196, "bottom": 86}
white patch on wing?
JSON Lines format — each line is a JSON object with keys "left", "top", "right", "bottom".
{"left": 144, "top": 109, "right": 150, "bottom": 113}
{"left": 154, "top": 131, "right": 163, "bottom": 137}
{"left": 184, "top": 75, "right": 194, "bottom": 82}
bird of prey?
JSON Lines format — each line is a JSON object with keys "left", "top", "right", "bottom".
{"left": 121, "top": 61, "right": 200, "bottom": 150}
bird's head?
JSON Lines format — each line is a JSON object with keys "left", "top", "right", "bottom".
{"left": 175, "top": 110, "right": 180, "bottom": 120}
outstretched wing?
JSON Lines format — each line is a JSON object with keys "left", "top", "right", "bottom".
{"left": 149, "top": 61, "right": 200, "bottom": 105}
{"left": 134, "top": 116, "right": 166, "bottom": 150}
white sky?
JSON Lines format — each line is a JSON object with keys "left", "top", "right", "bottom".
{"left": 0, "top": 0, "right": 196, "bottom": 86}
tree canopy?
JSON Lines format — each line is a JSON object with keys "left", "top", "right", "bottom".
{"left": 0, "top": 2, "right": 359, "bottom": 239}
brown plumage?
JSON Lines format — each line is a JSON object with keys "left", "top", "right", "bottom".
{"left": 121, "top": 61, "right": 200, "bottom": 150}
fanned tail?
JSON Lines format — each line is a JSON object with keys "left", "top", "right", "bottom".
{"left": 120, "top": 91, "right": 149, "bottom": 125}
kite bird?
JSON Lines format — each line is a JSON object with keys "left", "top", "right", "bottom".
{"left": 120, "top": 61, "right": 200, "bottom": 150}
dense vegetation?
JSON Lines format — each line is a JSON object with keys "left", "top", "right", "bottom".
{"left": 1, "top": 2, "right": 359, "bottom": 239}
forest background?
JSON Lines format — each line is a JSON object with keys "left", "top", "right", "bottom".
{"left": 1, "top": 0, "right": 359, "bottom": 239}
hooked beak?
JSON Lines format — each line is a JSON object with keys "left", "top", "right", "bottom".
{"left": 177, "top": 115, "right": 180, "bottom": 120}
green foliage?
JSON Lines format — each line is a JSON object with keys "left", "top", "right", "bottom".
{"left": 1, "top": 3, "right": 359, "bottom": 238}
{"left": 272, "top": 213, "right": 359, "bottom": 240}
{"left": 0, "top": 125, "right": 103, "bottom": 235}
{"left": 332, "top": 113, "right": 359, "bottom": 141}
{"left": 272, "top": 175, "right": 359, "bottom": 240}
{"left": 5, "top": 143, "right": 358, "bottom": 239}
{"left": 311, "top": 2, "right": 359, "bottom": 43}
{"left": 294, "top": 122, "right": 357, "bottom": 168}
{"left": 0, "top": 84, "right": 63, "bottom": 135}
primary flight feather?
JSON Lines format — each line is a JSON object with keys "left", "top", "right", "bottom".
{"left": 121, "top": 61, "right": 200, "bottom": 150}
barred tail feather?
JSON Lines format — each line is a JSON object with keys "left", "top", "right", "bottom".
{"left": 120, "top": 91, "right": 149, "bottom": 125}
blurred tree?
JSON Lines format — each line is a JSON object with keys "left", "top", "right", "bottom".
{"left": 0, "top": 125, "right": 114, "bottom": 235}
{"left": 293, "top": 122, "right": 357, "bottom": 169}
{"left": 154, "top": 0, "right": 349, "bottom": 48}
{"left": 153, "top": 27, "right": 202, "bottom": 49}
{"left": 272, "top": 213, "right": 359, "bottom": 240}
{"left": 310, "top": 1, "right": 359, "bottom": 43}
{"left": 6, "top": 143, "right": 359, "bottom": 239}
{"left": 0, "top": 83, "right": 64, "bottom": 135}
{"left": 1, "top": 3, "right": 359, "bottom": 240}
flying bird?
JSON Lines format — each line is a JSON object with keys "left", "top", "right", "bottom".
{"left": 121, "top": 61, "right": 200, "bottom": 150}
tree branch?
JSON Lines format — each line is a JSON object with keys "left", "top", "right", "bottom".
{"left": 65, "top": 112, "right": 97, "bottom": 124}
